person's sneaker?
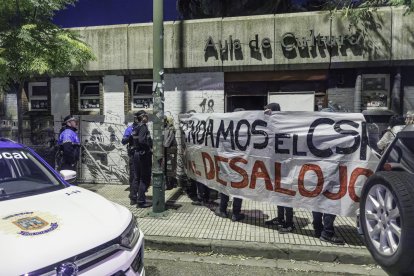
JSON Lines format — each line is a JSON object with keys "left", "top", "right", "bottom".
{"left": 215, "top": 209, "right": 228, "bottom": 218}
{"left": 314, "top": 230, "right": 322, "bottom": 238}
{"left": 191, "top": 200, "right": 203, "bottom": 206}
{"left": 231, "top": 213, "right": 245, "bottom": 222}
{"left": 265, "top": 217, "right": 285, "bottom": 226}
{"left": 320, "top": 235, "right": 345, "bottom": 245}
{"left": 130, "top": 199, "right": 137, "bottom": 205}
{"left": 137, "top": 202, "right": 152, "bottom": 208}
{"left": 278, "top": 224, "right": 296, "bottom": 234}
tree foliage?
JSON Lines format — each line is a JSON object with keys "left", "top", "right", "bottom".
{"left": 321, "top": 0, "right": 413, "bottom": 23}
{"left": 176, "top": 0, "right": 413, "bottom": 19}
{"left": 0, "top": 0, "right": 95, "bottom": 87}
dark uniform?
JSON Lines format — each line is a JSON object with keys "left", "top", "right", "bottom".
{"left": 122, "top": 123, "right": 136, "bottom": 194}
{"left": 129, "top": 111, "right": 152, "bottom": 208}
{"left": 57, "top": 115, "right": 80, "bottom": 171}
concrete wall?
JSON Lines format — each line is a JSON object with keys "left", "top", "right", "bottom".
{"left": 103, "top": 75, "right": 125, "bottom": 124}
{"left": 51, "top": 77, "right": 71, "bottom": 134}
{"left": 330, "top": 8, "right": 392, "bottom": 67}
{"left": 221, "top": 15, "right": 275, "bottom": 70}
{"left": 178, "top": 19, "right": 223, "bottom": 69}
{"left": 392, "top": 7, "right": 414, "bottom": 63}
{"left": 74, "top": 7, "right": 414, "bottom": 73}
{"left": 128, "top": 23, "right": 153, "bottom": 70}
{"left": 327, "top": 87, "right": 355, "bottom": 112}
{"left": 0, "top": 93, "right": 18, "bottom": 139}
{"left": 164, "top": 72, "right": 225, "bottom": 115}
{"left": 404, "top": 86, "right": 414, "bottom": 113}
{"left": 275, "top": 11, "right": 331, "bottom": 70}
{"left": 164, "top": 72, "right": 225, "bottom": 175}
{"left": 75, "top": 25, "right": 129, "bottom": 71}
{"left": 4, "top": 93, "right": 18, "bottom": 119}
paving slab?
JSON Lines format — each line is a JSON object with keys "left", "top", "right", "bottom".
{"left": 79, "top": 184, "right": 375, "bottom": 265}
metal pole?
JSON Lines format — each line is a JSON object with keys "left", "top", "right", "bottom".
{"left": 152, "top": 0, "right": 165, "bottom": 213}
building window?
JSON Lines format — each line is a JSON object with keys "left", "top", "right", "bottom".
{"left": 29, "top": 82, "right": 49, "bottom": 111}
{"left": 362, "top": 74, "right": 390, "bottom": 110}
{"left": 78, "top": 81, "right": 100, "bottom": 111}
{"left": 131, "top": 79, "right": 153, "bottom": 111}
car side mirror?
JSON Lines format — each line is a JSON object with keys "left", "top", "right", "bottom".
{"left": 60, "top": 170, "right": 77, "bottom": 184}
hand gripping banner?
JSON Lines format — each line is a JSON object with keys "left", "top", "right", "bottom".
{"left": 180, "top": 111, "right": 378, "bottom": 217}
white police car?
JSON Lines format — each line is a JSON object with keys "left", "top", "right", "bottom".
{"left": 0, "top": 139, "right": 144, "bottom": 275}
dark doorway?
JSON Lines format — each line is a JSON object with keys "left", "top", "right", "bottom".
{"left": 226, "top": 95, "right": 267, "bottom": 112}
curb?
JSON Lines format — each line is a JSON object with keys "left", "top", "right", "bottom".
{"left": 145, "top": 235, "right": 375, "bottom": 265}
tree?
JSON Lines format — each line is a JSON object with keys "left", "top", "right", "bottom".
{"left": 0, "top": 0, "right": 95, "bottom": 142}
{"left": 177, "top": 0, "right": 292, "bottom": 19}
{"left": 176, "top": 0, "right": 413, "bottom": 19}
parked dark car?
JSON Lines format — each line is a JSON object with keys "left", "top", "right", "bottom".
{"left": 359, "top": 124, "right": 414, "bottom": 275}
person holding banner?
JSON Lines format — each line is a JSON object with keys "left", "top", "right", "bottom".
{"left": 262, "top": 103, "right": 296, "bottom": 233}
{"left": 215, "top": 107, "right": 246, "bottom": 222}
{"left": 191, "top": 180, "right": 212, "bottom": 206}
{"left": 377, "top": 115, "right": 405, "bottom": 153}
{"left": 405, "top": 110, "right": 414, "bottom": 125}
{"left": 312, "top": 212, "right": 344, "bottom": 245}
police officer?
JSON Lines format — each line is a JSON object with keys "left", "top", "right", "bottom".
{"left": 130, "top": 110, "right": 152, "bottom": 208}
{"left": 122, "top": 119, "right": 137, "bottom": 195}
{"left": 57, "top": 115, "right": 80, "bottom": 171}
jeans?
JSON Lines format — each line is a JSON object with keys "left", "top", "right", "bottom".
{"left": 196, "top": 182, "right": 210, "bottom": 202}
{"left": 312, "top": 212, "right": 336, "bottom": 238}
{"left": 278, "top": 206, "right": 294, "bottom": 226}
{"left": 219, "top": 193, "right": 242, "bottom": 215}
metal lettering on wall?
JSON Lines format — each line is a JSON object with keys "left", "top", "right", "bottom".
{"left": 204, "top": 34, "right": 272, "bottom": 61}
{"left": 204, "top": 30, "right": 363, "bottom": 61}
{"left": 281, "top": 29, "right": 364, "bottom": 58}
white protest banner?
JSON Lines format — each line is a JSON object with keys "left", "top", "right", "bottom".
{"left": 179, "top": 111, "right": 378, "bottom": 217}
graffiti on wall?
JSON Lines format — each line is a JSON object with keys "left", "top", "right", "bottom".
{"left": 79, "top": 115, "right": 130, "bottom": 184}
{"left": 24, "top": 116, "right": 56, "bottom": 166}
{"left": 172, "top": 91, "right": 223, "bottom": 177}
{"left": 199, "top": 98, "right": 215, "bottom": 113}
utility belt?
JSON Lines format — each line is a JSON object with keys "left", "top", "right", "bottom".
{"left": 127, "top": 145, "right": 135, "bottom": 156}
{"left": 129, "top": 146, "right": 150, "bottom": 155}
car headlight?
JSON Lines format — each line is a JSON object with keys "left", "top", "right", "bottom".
{"left": 120, "top": 215, "right": 140, "bottom": 250}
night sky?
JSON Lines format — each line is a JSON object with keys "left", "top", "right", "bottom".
{"left": 53, "top": 0, "right": 180, "bottom": 28}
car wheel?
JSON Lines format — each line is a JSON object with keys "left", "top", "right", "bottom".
{"left": 360, "top": 172, "right": 414, "bottom": 276}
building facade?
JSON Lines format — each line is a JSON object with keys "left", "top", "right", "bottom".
{"left": 1, "top": 7, "right": 413, "bottom": 183}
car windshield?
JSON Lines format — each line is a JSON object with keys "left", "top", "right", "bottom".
{"left": 0, "top": 148, "right": 64, "bottom": 201}
{"left": 381, "top": 137, "right": 414, "bottom": 173}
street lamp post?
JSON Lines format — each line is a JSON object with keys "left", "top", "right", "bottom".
{"left": 152, "top": 0, "right": 165, "bottom": 213}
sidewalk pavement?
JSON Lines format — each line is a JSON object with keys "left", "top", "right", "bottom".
{"left": 80, "top": 184, "right": 376, "bottom": 266}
